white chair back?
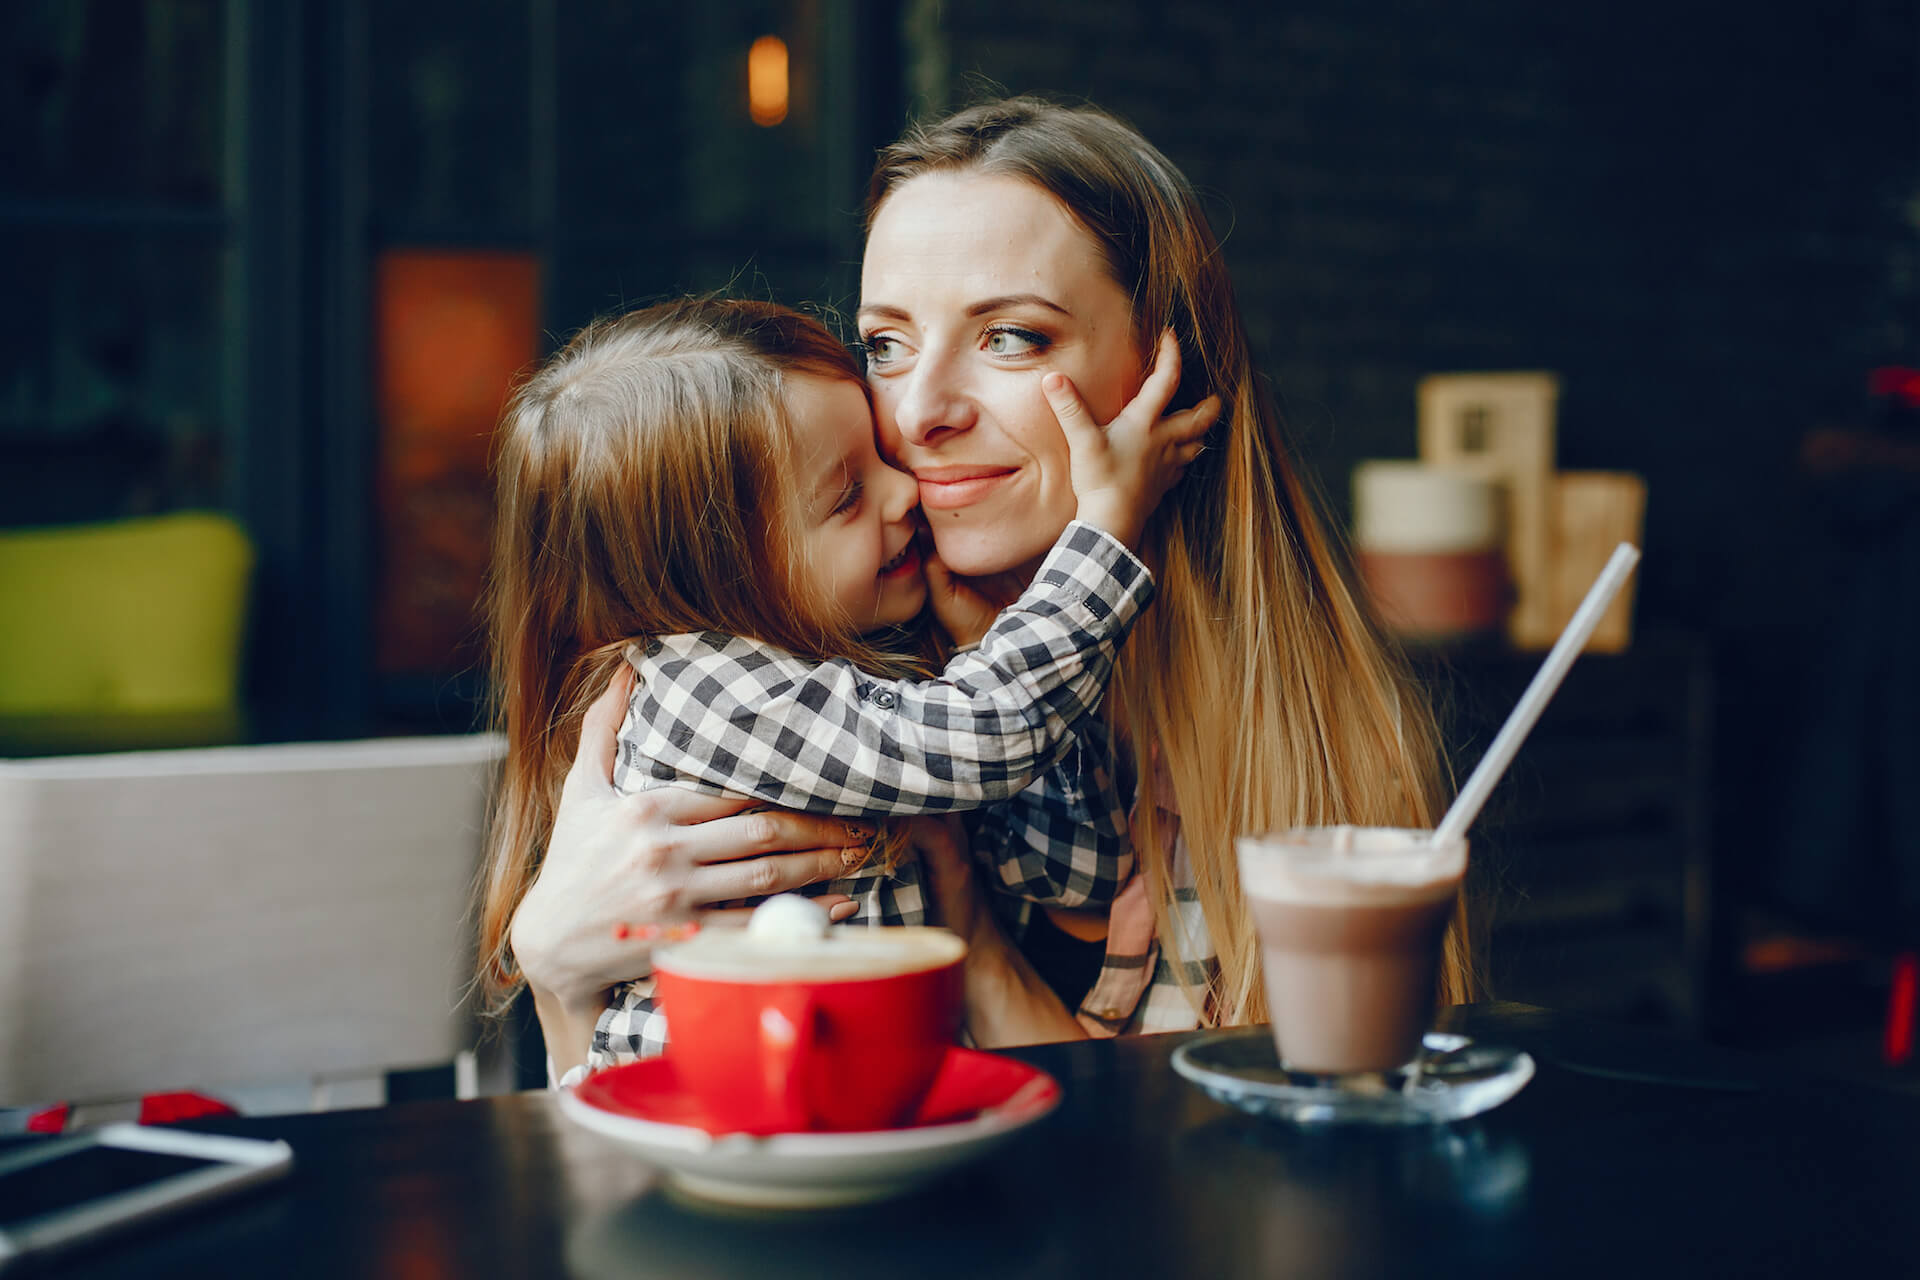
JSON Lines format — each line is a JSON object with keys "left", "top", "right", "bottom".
{"left": 0, "top": 734, "right": 504, "bottom": 1107}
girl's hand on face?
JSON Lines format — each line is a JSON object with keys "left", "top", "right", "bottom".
{"left": 1043, "top": 329, "right": 1221, "bottom": 551}
{"left": 923, "top": 547, "right": 1004, "bottom": 648}
{"left": 509, "top": 669, "right": 869, "bottom": 1014}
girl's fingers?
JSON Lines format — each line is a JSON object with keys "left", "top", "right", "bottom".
{"left": 1045, "top": 332, "right": 1189, "bottom": 445}
{"left": 1171, "top": 394, "right": 1223, "bottom": 443}
{"left": 1122, "top": 329, "right": 1185, "bottom": 429}
{"left": 1041, "top": 371, "right": 1100, "bottom": 448}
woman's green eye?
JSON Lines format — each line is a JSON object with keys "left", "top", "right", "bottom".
{"left": 985, "top": 327, "right": 1045, "bottom": 356}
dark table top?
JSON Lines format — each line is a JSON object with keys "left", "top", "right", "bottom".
{"left": 40, "top": 1003, "right": 1920, "bottom": 1278}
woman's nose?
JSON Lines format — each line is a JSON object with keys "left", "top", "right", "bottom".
{"left": 885, "top": 354, "right": 977, "bottom": 447}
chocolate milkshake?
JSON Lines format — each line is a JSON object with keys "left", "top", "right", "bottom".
{"left": 1236, "top": 827, "right": 1466, "bottom": 1074}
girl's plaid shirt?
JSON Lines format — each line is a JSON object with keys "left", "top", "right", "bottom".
{"left": 593, "top": 521, "right": 1155, "bottom": 1067}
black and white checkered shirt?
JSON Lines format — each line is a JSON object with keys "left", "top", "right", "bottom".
{"left": 591, "top": 521, "right": 1151, "bottom": 1067}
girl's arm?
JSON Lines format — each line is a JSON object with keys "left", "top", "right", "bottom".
{"left": 621, "top": 519, "right": 1152, "bottom": 815}
{"left": 967, "top": 716, "right": 1133, "bottom": 909}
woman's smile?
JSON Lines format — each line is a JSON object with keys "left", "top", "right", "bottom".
{"left": 913, "top": 465, "right": 1020, "bottom": 510}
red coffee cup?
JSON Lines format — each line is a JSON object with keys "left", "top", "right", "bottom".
{"left": 652, "top": 926, "right": 967, "bottom": 1134}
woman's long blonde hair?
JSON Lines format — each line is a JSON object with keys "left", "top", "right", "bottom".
{"left": 476, "top": 298, "right": 922, "bottom": 1009}
{"left": 868, "top": 98, "right": 1475, "bottom": 1022}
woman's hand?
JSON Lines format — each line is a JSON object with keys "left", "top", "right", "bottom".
{"left": 513, "top": 669, "right": 870, "bottom": 1075}
{"left": 910, "top": 816, "right": 1089, "bottom": 1048}
{"left": 1047, "top": 329, "right": 1221, "bottom": 551}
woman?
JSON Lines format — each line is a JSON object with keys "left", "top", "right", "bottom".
{"left": 498, "top": 98, "right": 1472, "bottom": 1080}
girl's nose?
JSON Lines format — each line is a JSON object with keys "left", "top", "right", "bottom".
{"left": 878, "top": 460, "right": 920, "bottom": 524}
{"left": 886, "top": 354, "right": 978, "bottom": 447}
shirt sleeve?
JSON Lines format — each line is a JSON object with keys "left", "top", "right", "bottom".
{"left": 592, "top": 978, "right": 669, "bottom": 1068}
{"left": 965, "top": 714, "right": 1135, "bottom": 909}
{"left": 618, "top": 521, "right": 1153, "bottom": 816}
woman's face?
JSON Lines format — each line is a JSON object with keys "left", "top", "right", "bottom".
{"left": 859, "top": 172, "right": 1145, "bottom": 580}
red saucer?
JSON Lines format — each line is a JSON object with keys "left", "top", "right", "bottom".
{"left": 573, "top": 1045, "right": 1059, "bottom": 1136}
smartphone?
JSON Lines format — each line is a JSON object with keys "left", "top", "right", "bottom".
{"left": 0, "top": 1124, "right": 292, "bottom": 1271}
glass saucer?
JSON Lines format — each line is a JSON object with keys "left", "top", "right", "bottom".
{"left": 1171, "top": 1030, "right": 1534, "bottom": 1126}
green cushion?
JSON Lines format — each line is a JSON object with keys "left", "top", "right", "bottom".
{"left": 0, "top": 512, "right": 254, "bottom": 717}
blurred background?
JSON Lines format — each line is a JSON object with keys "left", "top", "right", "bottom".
{"left": 3, "top": 1, "right": 1917, "bottom": 1081}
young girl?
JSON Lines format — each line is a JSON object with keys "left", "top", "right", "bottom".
{"left": 481, "top": 297, "right": 1212, "bottom": 1069}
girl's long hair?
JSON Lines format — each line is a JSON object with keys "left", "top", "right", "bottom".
{"left": 476, "top": 298, "right": 922, "bottom": 1010}
{"left": 868, "top": 98, "right": 1475, "bottom": 1023}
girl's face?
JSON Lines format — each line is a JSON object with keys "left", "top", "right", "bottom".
{"left": 859, "top": 171, "right": 1145, "bottom": 580}
{"left": 785, "top": 373, "right": 927, "bottom": 629}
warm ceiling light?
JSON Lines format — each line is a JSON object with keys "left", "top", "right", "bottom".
{"left": 748, "top": 36, "right": 788, "bottom": 127}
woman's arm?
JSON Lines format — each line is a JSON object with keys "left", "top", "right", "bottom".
{"left": 513, "top": 673, "right": 871, "bottom": 1079}
{"left": 911, "top": 816, "right": 1088, "bottom": 1047}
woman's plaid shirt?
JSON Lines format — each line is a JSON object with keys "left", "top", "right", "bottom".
{"left": 592, "top": 522, "right": 1152, "bottom": 1067}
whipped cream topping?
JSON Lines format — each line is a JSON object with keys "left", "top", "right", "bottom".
{"left": 745, "top": 893, "right": 832, "bottom": 943}
{"left": 1236, "top": 825, "right": 1467, "bottom": 905}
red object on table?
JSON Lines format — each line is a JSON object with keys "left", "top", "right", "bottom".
{"left": 25, "top": 1102, "right": 71, "bottom": 1133}
{"left": 22, "top": 1092, "right": 237, "bottom": 1134}
{"left": 1885, "top": 952, "right": 1918, "bottom": 1066}
{"left": 137, "top": 1091, "right": 240, "bottom": 1126}
{"left": 650, "top": 958, "right": 965, "bottom": 1134}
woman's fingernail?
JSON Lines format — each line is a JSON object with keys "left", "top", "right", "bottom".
{"left": 1042, "top": 372, "right": 1067, "bottom": 393}
{"left": 829, "top": 902, "right": 858, "bottom": 921}
{"left": 842, "top": 846, "right": 867, "bottom": 868}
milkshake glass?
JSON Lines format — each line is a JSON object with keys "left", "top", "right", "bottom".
{"left": 1236, "top": 826, "right": 1466, "bottom": 1075}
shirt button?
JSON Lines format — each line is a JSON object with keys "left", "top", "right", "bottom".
{"left": 872, "top": 689, "right": 897, "bottom": 710}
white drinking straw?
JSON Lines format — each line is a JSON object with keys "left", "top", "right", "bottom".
{"left": 1430, "top": 543, "right": 1643, "bottom": 847}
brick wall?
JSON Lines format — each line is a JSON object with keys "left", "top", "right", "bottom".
{"left": 913, "top": 1, "right": 1920, "bottom": 905}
